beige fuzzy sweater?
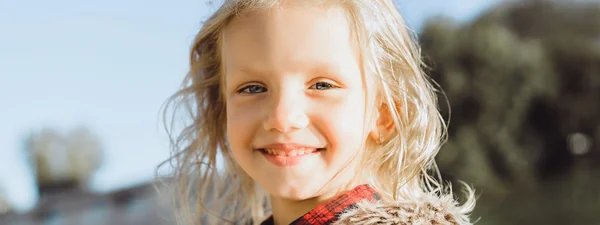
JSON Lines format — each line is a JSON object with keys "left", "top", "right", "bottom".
{"left": 332, "top": 192, "right": 474, "bottom": 225}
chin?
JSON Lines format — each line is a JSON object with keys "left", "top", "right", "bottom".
{"left": 266, "top": 182, "right": 321, "bottom": 201}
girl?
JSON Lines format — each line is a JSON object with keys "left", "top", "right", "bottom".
{"left": 161, "top": 0, "right": 476, "bottom": 224}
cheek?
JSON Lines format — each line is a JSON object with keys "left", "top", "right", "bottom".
{"left": 317, "top": 91, "right": 367, "bottom": 156}
{"left": 226, "top": 100, "right": 262, "bottom": 150}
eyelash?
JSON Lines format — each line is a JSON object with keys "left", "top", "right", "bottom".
{"left": 236, "top": 81, "right": 337, "bottom": 94}
{"left": 237, "top": 85, "right": 267, "bottom": 94}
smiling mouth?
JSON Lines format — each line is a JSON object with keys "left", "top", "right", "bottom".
{"left": 257, "top": 148, "right": 326, "bottom": 157}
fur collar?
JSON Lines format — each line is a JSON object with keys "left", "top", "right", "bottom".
{"left": 333, "top": 192, "right": 473, "bottom": 225}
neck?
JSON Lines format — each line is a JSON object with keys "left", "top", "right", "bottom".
{"left": 269, "top": 182, "right": 358, "bottom": 225}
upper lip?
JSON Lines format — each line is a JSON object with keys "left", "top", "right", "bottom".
{"left": 255, "top": 143, "right": 324, "bottom": 152}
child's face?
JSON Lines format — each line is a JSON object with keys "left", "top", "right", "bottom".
{"left": 223, "top": 5, "right": 372, "bottom": 200}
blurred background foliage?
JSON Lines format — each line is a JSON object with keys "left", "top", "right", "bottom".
{"left": 421, "top": 0, "right": 600, "bottom": 224}
{"left": 23, "top": 126, "right": 104, "bottom": 191}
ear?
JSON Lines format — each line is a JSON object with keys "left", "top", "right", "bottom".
{"left": 369, "top": 100, "right": 395, "bottom": 144}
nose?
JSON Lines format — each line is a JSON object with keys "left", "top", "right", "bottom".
{"left": 262, "top": 91, "right": 309, "bottom": 133}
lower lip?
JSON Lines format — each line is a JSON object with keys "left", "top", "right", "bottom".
{"left": 260, "top": 149, "right": 320, "bottom": 167}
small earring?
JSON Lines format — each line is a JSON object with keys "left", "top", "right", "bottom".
{"left": 378, "top": 132, "right": 384, "bottom": 145}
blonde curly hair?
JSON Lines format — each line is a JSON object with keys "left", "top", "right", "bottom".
{"left": 159, "top": 0, "right": 475, "bottom": 224}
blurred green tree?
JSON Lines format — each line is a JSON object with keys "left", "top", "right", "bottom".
{"left": 420, "top": 0, "right": 600, "bottom": 224}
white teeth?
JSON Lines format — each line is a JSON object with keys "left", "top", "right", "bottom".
{"left": 263, "top": 148, "right": 318, "bottom": 156}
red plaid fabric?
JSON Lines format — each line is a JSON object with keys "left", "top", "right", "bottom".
{"left": 260, "top": 184, "right": 381, "bottom": 225}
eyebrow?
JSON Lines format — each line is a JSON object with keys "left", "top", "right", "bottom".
{"left": 226, "top": 66, "right": 268, "bottom": 81}
{"left": 311, "top": 62, "right": 342, "bottom": 76}
{"left": 227, "top": 60, "right": 342, "bottom": 78}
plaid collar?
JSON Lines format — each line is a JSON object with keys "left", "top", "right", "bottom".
{"left": 260, "top": 184, "right": 381, "bottom": 225}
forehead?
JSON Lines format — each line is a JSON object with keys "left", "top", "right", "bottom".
{"left": 221, "top": 5, "right": 360, "bottom": 76}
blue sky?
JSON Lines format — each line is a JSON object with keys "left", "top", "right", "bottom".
{"left": 0, "top": 0, "right": 499, "bottom": 212}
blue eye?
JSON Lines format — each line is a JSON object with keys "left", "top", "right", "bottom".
{"left": 238, "top": 85, "right": 267, "bottom": 94}
{"left": 310, "top": 82, "right": 334, "bottom": 90}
